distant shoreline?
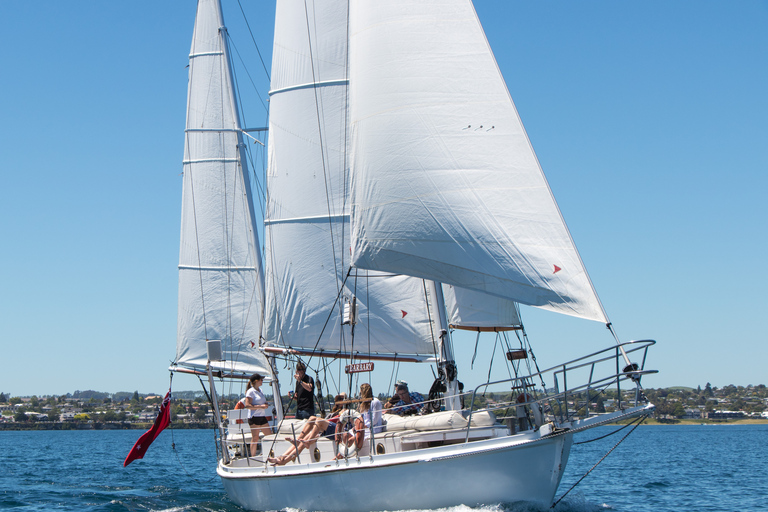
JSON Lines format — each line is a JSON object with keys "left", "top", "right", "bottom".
{"left": 2, "top": 418, "right": 767, "bottom": 431}
{"left": 637, "top": 418, "right": 768, "bottom": 426}
{"left": 0, "top": 422, "right": 214, "bottom": 431}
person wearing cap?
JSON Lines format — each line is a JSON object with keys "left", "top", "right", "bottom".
{"left": 388, "top": 382, "right": 424, "bottom": 416}
{"left": 244, "top": 373, "right": 271, "bottom": 456}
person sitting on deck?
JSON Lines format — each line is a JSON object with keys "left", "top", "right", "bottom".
{"left": 335, "top": 383, "right": 382, "bottom": 458}
{"left": 386, "top": 382, "right": 424, "bottom": 416}
{"left": 384, "top": 379, "right": 408, "bottom": 409}
{"left": 268, "top": 394, "right": 346, "bottom": 465}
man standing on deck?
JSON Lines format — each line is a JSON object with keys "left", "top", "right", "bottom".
{"left": 294, "top": 362, "right": 315, "bottom": 420}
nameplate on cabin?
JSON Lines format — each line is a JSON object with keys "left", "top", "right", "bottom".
{"left": 345, "top": 362, "right": 374, "bottom": 374}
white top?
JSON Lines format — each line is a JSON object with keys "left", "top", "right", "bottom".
{"left": 362, "top": 398, "right": 383, "bottom": 438}
{"left": 246, "top": 387, "right": 268, "bottom": 418}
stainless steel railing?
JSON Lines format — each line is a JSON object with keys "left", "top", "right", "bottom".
{"left": 465, "top": 339, "right": 657, "bottom": 441}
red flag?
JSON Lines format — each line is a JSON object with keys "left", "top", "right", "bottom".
{"left": 123, "top": 390, "right": 171, "bottom": 467}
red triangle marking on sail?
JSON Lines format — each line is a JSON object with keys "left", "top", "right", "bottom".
{"left": 250, "top": 341, "right": 255, "bottom": 348}
{"left": 553, "top": 265, "right": 561, "bottom": 274}
{"left": 401, "top": 310, "right": 408, "bottom": 318}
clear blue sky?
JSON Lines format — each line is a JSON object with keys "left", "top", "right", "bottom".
{"left": 1, "top": 1, "right": 766, "bottom": 398}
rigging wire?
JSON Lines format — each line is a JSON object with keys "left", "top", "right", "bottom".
{"left": 470, "top": 330, "right": 481, "bottom": 369}
{"left": 169, "top": 372, "right": 217, "bottom": 484}
{"left": 228, "top": 39, "right": 269, "bottom": 115}
{"left": 551, "top": 415, "right": 647, "bottom": 509}
{"left": 302, "top": 0, "right": 342, "bottom": 294}
{"left": 235, "top": 0, "right": 271, "bottom": 82}
{"left": 185, "top": 25, "right": 209, "bottom": 342}
{"left": 221, "top": 27, "right": 269, "bottom": 374}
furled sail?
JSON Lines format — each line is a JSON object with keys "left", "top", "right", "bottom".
{"left": 348, "top": 0, "right": 608, "bottom": 323}
{"left": 443, "top": 285, "right": 521, "bottom": 331}
{"left": 264, "top": 0, "right": 437, "bottom": 356}
{"left": 175, "top": 0, "right": 270, "bottom": 375}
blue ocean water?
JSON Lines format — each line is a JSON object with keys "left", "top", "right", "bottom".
{"left": 1, "top": 425, "right": 766, "bottom": 511}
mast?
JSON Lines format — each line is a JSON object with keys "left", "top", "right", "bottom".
{"left": 427, "top": 281, "right": 461, "bottom": 411}
{"left": 206, "top": 340, "right": 229, "bottom": 464}
{"left": 212, "top": 0, "right": 287, "bottom": 414}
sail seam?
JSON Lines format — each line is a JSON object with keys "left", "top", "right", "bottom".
{"left": 179, "top": 265, "right": 256, "bottom": 271}
{"left": 268, "top": 79, "right": 349, "bottom": 97}
{"left": 185, "top": 128, "right": 239, "bottom": 133}
{"left": 183, "top": 158, "right": 238, "bottom": 164}
{"left": 189, "top": 51, "right": 224, "bottom": 58}
{"left": 264, "top": 213, "right": 348, "bottom": 225}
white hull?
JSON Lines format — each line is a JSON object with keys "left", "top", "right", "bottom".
{"left": 219, "top": 404, "right": 654, "bottom": 511}
{"left": 220, "top": 431, "right": 572, "bottom": 511}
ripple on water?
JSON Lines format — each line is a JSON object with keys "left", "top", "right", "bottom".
{"left": 2, "top": 427, "right": 767, "bottom": 512}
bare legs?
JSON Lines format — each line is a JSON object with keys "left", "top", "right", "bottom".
{"left": 268, "top": 415, "right": 331, "bottom": 465}
{"left": 249, "top": 423, "right": 272, "bottom": 457}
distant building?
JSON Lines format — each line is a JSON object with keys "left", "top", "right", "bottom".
{"left": 708, "top": 410, "right": 745, "bottom": 419}
{"left": 683, "top": 408, "right": 704, "bottom": 420}
{"left": 25, "top": 412, "right": 48, "bottom": 420}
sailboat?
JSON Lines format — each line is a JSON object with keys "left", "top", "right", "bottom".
{"left": 170, "top": 0, "right": 657, "bottom": 510}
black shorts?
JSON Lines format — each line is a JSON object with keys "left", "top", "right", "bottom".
{"left": 248, "top": 416, "right": 268, "bottom": 426}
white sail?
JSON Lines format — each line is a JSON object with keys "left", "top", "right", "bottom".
{"left": 167, "top": 3, "right": 656, "bottom": 510}
{"left": 264, "top": 0, "right": 437, "bottom": 356}
{"left": 443, "top": 285, "right": 521, "bottom": 331}
{"left": 175, "top": 0, "right": 269, "bottom": 375}
{"left": 348, "top": 0, "right": 608, "bottom": 323}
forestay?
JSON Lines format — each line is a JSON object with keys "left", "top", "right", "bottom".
{"left": 264, "top": 0, "right": 437, "bottom": 356}
{"left": 348, "top": 0, "right": 608, "bottom": 323}
{"left": 175, "top": 0, "right": 270, "bottom": 375}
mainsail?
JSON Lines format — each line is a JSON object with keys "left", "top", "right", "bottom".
{"left": 264, "top": 0, "right": 437, "bottom": 357}
{"left": 348, "top": 0, "right": 608, "bottom": 323}
{"left": 175, "top": 0, "right": 270, "bottom": 375}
